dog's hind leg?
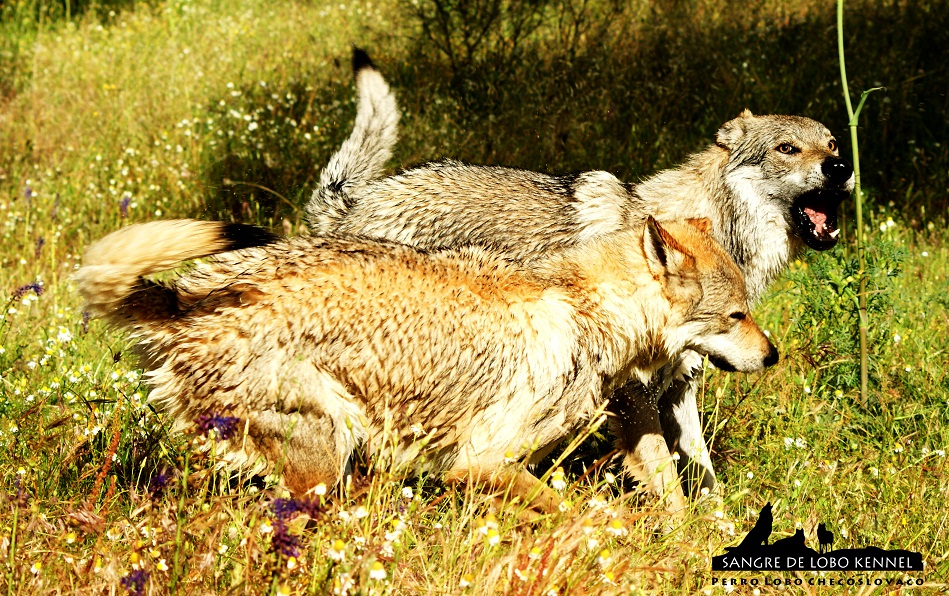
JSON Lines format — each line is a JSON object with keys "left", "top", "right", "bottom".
{"left": 244, "top": 410, "right": 351, "bottom": 497}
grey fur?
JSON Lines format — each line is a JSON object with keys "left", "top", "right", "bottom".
{"left": 305, "top": 53, "right": 853, "bottom": 501}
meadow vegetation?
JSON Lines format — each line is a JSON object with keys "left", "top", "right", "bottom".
{"left": 0, "top": 0, "right": 947, "bottom": 593}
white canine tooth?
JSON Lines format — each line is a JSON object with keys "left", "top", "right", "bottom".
{"left": 830, "top": 229, "right": 840, "bottom": 238}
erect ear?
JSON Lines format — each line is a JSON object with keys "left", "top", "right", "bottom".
{"left": 715, "top": 109, "right": 754, "bottom": 150}
{"left": 684, "top": 217, "right": 712, "bottom": 234}
{"left": 642, "top": 217, "right": 695, "bottom": 279}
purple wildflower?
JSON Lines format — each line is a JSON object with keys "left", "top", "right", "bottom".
{"left": 267, "top": 497, "right": 324, "bottom": 559}
{"left": 120, "top": 569, "right": 149, "bottom": 595}
{"left": 195, "top": 412, "right": 241, "bottom": 440}
{"left": 12, "top": 282, "right": 43, "bottom": 300}
{"left": 269, "top": 520, "right": 301, "bottom": 558}
{"left": 12, "top": 476, "right": 27, "bottom": 507}
{"left": 34, "top": 237, "right": 45, "bottom": 259}
{"left": 273, "top": 498, "right": 302, "bottom": 520}
{"left": 273, "top": 497, "right": 321, "bottom": 520}
{"left": 81, "top": 310, "right": 91, "bottom": 333}
{"left": 119, "top": 193, "right": 131, "bottom": 218}
{"left": 148, "top": 468, "right": 174, "bottom": 499}
{"left": 23, "top": 185, "right": 32, "bottom": 207}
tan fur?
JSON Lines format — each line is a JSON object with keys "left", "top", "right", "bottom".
{"left": 75, "top": 218, "right": 774, "bottom": 510}
{"left": 306, "top": 79, "right": 851, "bottom": 502}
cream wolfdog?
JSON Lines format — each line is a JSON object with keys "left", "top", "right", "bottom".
{"left": 75, "top": 217, "right": 776, "bottom": 511}
{"left": 305, "top": 49, "right": 853, "bottom": 499}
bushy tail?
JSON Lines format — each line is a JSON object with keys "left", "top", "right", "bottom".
{"left": 305, "top": 47, "right": 400, "bottom": 232}
{"left": 74, "top": 220, "right": 275, "bottom": 322}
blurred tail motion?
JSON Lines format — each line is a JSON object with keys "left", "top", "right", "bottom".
{"left": 73, "top": 220, "right": 275, "bottom": 325}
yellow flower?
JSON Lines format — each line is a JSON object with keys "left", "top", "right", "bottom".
{"left": 460, "top": 573, "right": 475, "bottom": 589}
{"left": 550, "top": 467, "right": 567, "bottom": 491}
{"left": 597, "top": 548, "right": 612, "bottom": 567}
{"left": 369, "top": 561, "right": 387, "bottom": 580}
{"left": 328, "top": 539, "right": 346, "bottom": 562}
{"left": 65, "top": 531, "right": 77, "bottom": 544}
{"left": 475, "top": 514, "right": 498, "bottom": 535}
{"left": 606, "top": 519, "right": 626, "bottom": 537}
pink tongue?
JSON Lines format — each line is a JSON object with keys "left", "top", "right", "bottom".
{"left": 805, "top": 206, "right": 827, "bottom": 234}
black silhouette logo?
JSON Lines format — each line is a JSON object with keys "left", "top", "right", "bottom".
{"left": 712, "top": 503, "right": 924, "bottom": 571}
{"left": 729, "top": 502, "right": 773, "bottom": 551}
{"left": 817, "top": 522, "right": 834, "bottom": 553}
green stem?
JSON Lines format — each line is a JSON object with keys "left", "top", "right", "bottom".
{"left": 838, "top": 0, "right": 868, "bottom": 407}
{"left": 170, "top": 454, "right": 189, "bottom": 593}
{"left": 7, "top": 500, "right": 18, "bottom": 596}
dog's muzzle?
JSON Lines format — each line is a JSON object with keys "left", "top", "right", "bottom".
{"left": 791, "top": 157, "right": 853, "bottom": 251}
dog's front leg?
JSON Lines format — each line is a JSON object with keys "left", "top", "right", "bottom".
{"left": 443, "top": 466, "right": 563, "bottom": 515}
{"left": 656, "top": 369, "right": 717, "bottom": 499}
{"left": 609, "top": 383, "right": 687, "bottom": 514}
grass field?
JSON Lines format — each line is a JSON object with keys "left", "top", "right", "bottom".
{"left": 1, "top": 0, "right": 947, "bottom": 593}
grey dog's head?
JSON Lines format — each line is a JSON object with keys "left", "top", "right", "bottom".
{"left": 717, "top": 109, "right": 854, "bottom": 251}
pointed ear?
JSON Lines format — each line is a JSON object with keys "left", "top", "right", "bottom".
{"left": 684, "top": 217, "right": 712, "bottom": 234}
{"left": 642, "top": 217, "right": 695, "bottom": 278}
{"left": 716, "top": 109, "right": 753, "bottom": 150}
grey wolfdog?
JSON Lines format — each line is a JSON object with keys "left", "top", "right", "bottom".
{"left": 75, "top": 216, "right": 775, "bottom": 512}
{"left": 305, "top": 49, "right": 853, "bottom": 502}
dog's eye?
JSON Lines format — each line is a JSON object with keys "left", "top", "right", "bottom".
{"left": 776, "top": 143, "right": 798, "bottom": 154}
{"left": 729, "top": 312, "right": 746, "bottom": 320}
{"left": 828, "top": 139, "right": 838, "bottom": 152}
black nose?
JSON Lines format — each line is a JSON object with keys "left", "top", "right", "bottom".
{"left": 764, "top": 343, "right": 779, "bottom": 368}
{"left": 821, "top": 157, "right": 853, "bottom": 187}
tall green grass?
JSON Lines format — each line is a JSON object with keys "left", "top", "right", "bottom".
{"left": 0, "top": 0, "right": 947, "bottom": 593}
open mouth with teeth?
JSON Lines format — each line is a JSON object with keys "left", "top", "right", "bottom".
{"left": 792, "top": 189, "right": 848, "bottom": 251}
